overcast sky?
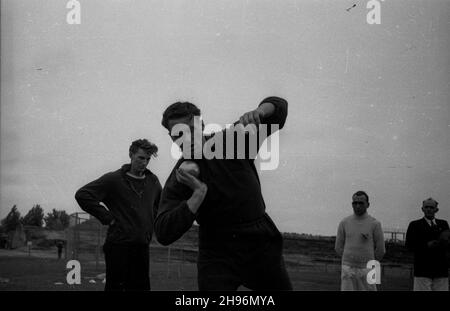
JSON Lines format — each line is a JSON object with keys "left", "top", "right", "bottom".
{"left": 1, "top": 0, "right": 449, "bottom": 236}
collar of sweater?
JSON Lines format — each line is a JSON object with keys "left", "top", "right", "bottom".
{"left": 120, "top": 163, "right": 152, "bottom": 178}
{"left": 352, "top": 213, "right": 369, "bottom": 221}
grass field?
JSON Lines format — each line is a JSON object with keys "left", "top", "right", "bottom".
{"left": 0, "top": 248, "right": 412, "bottom": 291}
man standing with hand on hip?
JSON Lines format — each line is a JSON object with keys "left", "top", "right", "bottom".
{"left": 75, "top": 139, "right": 161, "bottom": 291}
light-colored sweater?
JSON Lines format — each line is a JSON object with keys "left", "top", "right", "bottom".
{"left": 335, "top": 213, "right": 386, "bottom": 268}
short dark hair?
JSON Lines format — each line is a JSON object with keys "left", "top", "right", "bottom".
{"left": 353, "top": 190, "right": 369, "bottom": 203}
{"left": 161, "top": 102, "right": 201, "bottom": 130}
{"left": 422, "top": 197, "right": 438, "bottom": 207}
{"left": 129, "top": 139, "right": 158, "bottom": 158}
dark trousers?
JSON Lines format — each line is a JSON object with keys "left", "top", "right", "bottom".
{"left": 103, "top": 242, "right": 150, "bottom": 291}
{"left": 197, "top": 214, "right": 293, "bottom": 291}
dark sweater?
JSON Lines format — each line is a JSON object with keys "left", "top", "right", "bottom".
{"left": 75, "top": 164, "right": 162, "bottom": 245}
{"left": 155, "top": 96, "right": 288, "bottom": 246}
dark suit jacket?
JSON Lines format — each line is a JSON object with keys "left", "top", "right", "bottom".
{"left": 405, "top": 218, "right": 449, "bottom": 278}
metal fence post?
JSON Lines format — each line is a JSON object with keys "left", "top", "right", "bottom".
{"left": 167, "top": 246, "right": 171, "bottom": 278}
{"left": 180, "top": 248, "right": 184, "bottom": 276}
{"left": 178, "top": 249, "right": 182, "bottom": 279}
{"left": 95, "top": 224, "right": 101, "bottom": 270}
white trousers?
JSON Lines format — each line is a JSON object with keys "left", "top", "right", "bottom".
{"left": 341, "top": 264, "right": 377, "bottom": 291}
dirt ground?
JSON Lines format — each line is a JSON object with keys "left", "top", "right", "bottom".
{"left": 0, "top": 248, "right": 412, "bottom": 291}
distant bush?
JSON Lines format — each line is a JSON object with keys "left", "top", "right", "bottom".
{"left": 44, "top": 209, "right": 70, "bottom": 230}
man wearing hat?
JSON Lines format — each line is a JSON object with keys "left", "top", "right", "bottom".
{"left": 405, "top": 198, "right": 450, "bottom": 291}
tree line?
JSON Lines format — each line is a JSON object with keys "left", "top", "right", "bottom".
{"left": 0, "top": 204, "right": 70, "bottom": 232}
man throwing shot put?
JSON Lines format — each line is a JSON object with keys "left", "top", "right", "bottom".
{"left": 406, "top": 197, "right": 450, "bottom": 291}
{"left": 75, "top": 139, "right": 161, "bottom": 291}
{"left": 155, "top": 97, "right": 292, "bottom": 291}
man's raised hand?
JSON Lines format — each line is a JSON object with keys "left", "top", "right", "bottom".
{"left": 176, "top": 169, "right": 206, "bottom": 192}
{"left": 176, "top": 169, "right": 207, "bottom": 215}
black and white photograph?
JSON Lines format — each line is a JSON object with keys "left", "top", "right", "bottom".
{"left": 1, "top": 0, "right": 449, "bottom": 300}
